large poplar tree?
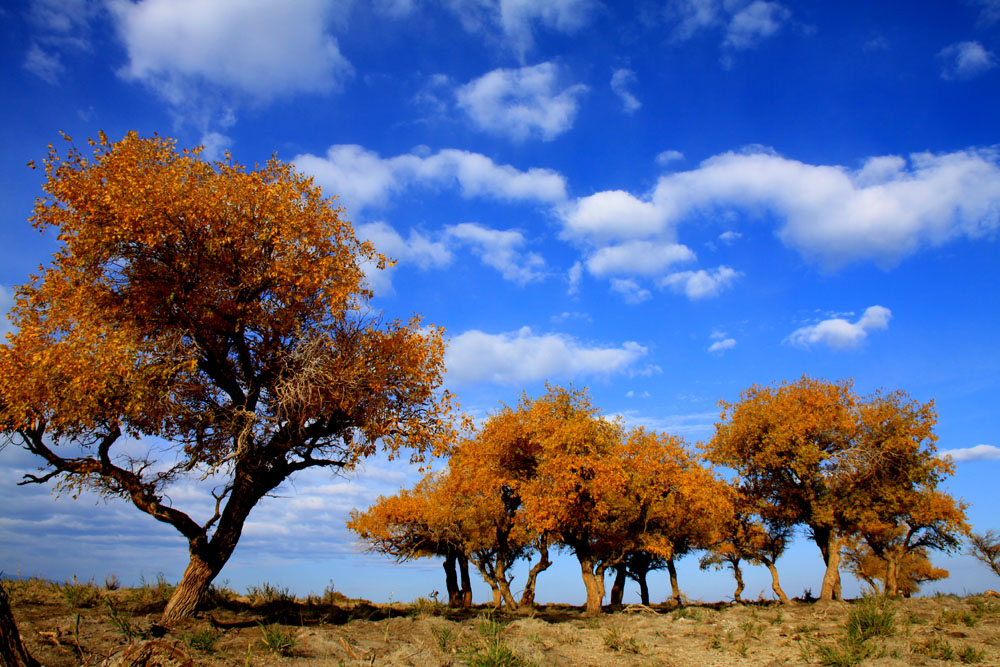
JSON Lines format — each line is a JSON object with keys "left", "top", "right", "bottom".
{"left": 0, "top": 132, "right": 454, "bottom": 622}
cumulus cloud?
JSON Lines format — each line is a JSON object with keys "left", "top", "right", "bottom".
{"left": 354, "top": 222, "right": 452, "bottom": 296}
{"left": 295, "top": 145, "right": 567, "bottom": 213}
{"left": 610, "top": 68, "right": 641, "bottom": 113}
{"left": 658, "top": 266, "right": 741, "bottom": 299}
{"left": 567, "top": 261, "right": 584, "bottom": 294}
{"left": 585, "top": 241, "right": 695, "bottom": 277}
{"left": 936, "top": 444, "right": 1000, "bottom": 462}
{"left": 456, "top": 62, "right": 588, "bottom": 141}
{"left": 718, "top": 230, "right": 742, "bottom": 244}
{"left": 108, "top": 0, "right": 352, "bottom": 103}
{"left": 786, "top": 305, "right": 891, "bottom": 350}
{"left": 560, "top": 147, "right": 1000, "bottom": 269}
{"left": 939, "top": 41, "right": 997, "bottom": 80}
{"left": 446, "top": 223, "right": 547, "bottom": 284}
{"left": 445, "top": 327, "right": 648, "bottom": 385}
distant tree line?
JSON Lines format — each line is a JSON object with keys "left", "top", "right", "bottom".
{"left": 349, "top": 378, "right": 973, "bottom": 614}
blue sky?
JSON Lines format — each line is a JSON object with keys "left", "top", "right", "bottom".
{"left": 2, "top": 0, "right": 1000, "bottom": 605}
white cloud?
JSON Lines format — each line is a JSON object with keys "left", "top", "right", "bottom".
{"left": 561, "top": 190, "right": 670, "bottom": 242}
{"left": 446, "top": 223, "right": 546, "bottom": 284}
{"left": 708, "top": 337, "right": 736, "bottom": 354}
{"left": 585, "top": 241, "right": 695, "bottom": 277}
{"left": 567, "top": 261, "right": 584, "bottom": 295}
{"left": 108, "top": 0, "right": 352, "bottom": 103}
{"left": 23, "top": 43, "right": 63, "bottom": 83}
{"left": 718, "top": 230, "right": 742, "bottom": 244}
{"left": 354, "top": 221, "right": 453, "bottom": 296}
{"left": 296, "top": 145, "right": 567, "bottom": 214}
{"left": 198, "top": 131, "right": 232, "bottom": 161}
{"left": 658, "top": 266, "right": 741, "bottom": 299}
{"left": 939, "top": 41, "right": 997, "bottom": 81}
{"left": 786, "top": 305, "right": 891, "bottom": 350}
{"left": 610, "top": 68, "right": 641, "bottom": 114}
{"left": 724, "top": 1, "right": 790, "bottom": 50}
{"left": 562, "top": 147, "right": 1000, "bottom": 268}
{"left": 455, "top": 62, "right": 588, "bottom": 141}
{"left": 667, "top": 0, "right": 790, "bottom": 52}
{"left": 610, "top": 278, "right": 652, "bottom": 304}
{"left": 445, "top": 327, "right": 648, "bottom": 385}
{"left": 936, "top": 444, "right": 1000, "bottom": 462}
{"left": 446, "top": 0, "right": 596, "bottom": 59}
{"left": 972, "top": 0, "right": 1000, "bottom": 25}
{"left": 657, "top": 150, "right": 685, "bottom": 165}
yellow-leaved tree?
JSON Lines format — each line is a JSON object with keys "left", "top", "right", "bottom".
{"left": 0, "top": 132, "right": 455, "bottom": 622}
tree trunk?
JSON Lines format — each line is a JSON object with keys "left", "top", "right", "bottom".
{"left": 577, "top": 556, "right": 605, "bottom": 616}
{"left": 628, "top": 552, "right": 652, "bottom": 605}
{"left": 762, "top": 558, "right": 789, "bottom": 603}
{"left": 494, "top": 559, "right": 519, "bottom": 610}
{"left": 162, "top": 551, "right": 220, "bottom": 623}
{"left": 0, "top": 582, "right": 40, "bottom": 667}
{"left": 520, "top": 542, "right": 551, "bottom": 607}
{"left": 458, "top": 554, "right": 473, "bottom": 608}
{"left": 884, "top": 553, "right": 900, "bottom": 598}
{"left": 666, "top": 558, "right": 685, "bottom": 605}
{"left": 731, "top": 558, "right": 745, "bottom": 603}
{"left": 444, "top": 553, "right": 461, "bottom": 607}
{"left": 609, "top": 566, "right": 627, "bottom": 606}
{"left": 815, "top": 528, "right": 842, "bottom": 601}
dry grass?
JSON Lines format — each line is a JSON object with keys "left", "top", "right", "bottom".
{"left": 3, "top": 576, "right": 999, "bottom": 666}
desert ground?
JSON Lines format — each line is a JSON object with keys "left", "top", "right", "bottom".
{"left": 4, "top": 576, "right": 1000, "bottom": 666}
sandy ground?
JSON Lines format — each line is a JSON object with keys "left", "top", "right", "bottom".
{"left": 5, "top": 578, "right": 1000, "bottom": 666}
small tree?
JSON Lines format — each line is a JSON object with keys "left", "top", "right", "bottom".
{"left": 347, "top": 474, "right": 473, "bottom": 607}
{"left": 0, "top": 133, "right": 454, "bottom": 622}
{"left": 968, "top": 531, "right": 1000, "bottom": 579}
{"left": 843, "top": 538, "right": 948, "bottom": 597}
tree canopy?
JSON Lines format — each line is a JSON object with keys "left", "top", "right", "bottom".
{"left": 0, "top": 132, "right": 454, "bottom": 621}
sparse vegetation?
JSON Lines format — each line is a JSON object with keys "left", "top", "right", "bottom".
{"left": 2, "top": 578, "right": 999, "bottom": 666}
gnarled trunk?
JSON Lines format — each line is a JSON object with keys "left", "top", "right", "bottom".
{"left": 609, "top": 566, "right": 627, "bottom": 606}
{"left": 731, "top": 558, "right": 745, "bottom": 603}
{"left": 815, "top": 527, "right": 842, "bottom": 601}
{"left": 884, "top": 552, "right": 900, "bottom": 598}
{"left": 762, "top": 558, "right": 789, "bottom": 603}
{"left": 519, "top": 542, "right": 551, "bottom": 607}
{"left": 628, "top": 552, "right": 652, "bottom": 605}
{"left": 577, "top": 555, "right": 605, "bottom": 616}
{"left": 162, "top": 551, "right": 220, "bottom": 622}
{"left": 494, "top": 559, "right": 519, "bottom": 610}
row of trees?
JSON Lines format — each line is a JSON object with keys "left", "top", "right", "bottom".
{"left": 349, "top": 379, "right": 970, "bottom": 613}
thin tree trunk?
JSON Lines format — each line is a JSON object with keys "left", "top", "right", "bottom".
{"left": 444, "top": 553, "right": 461, "bottom": 607}
{"left": 629, "top": 552, "right": 652, "bottom": 605}
{"left": 816, "top": 528, "right": 842, "bottom": 601}
{"left": 577, "top": 556, "right": 605, "bottom": 615}
{"left": 638, "top": 573, "right": 650, "bottom": 606}
{"left": 762, "top": 558, "right": 789, "bottom": 603}
{"left": 666, "top": 557, "right": 685, "bottom": 605}
{"left": 0, "top": 582, "right": 40, "bottom": 667}
{"left": 520, "top": 542, "right": 551, "bottom": 607}
{"left": 731, "top": 558, "right": 745, "bottom": 603}
{"left": 458, "top": 554, "right": 473, "bottom": 608}
{"left": 884, "top": 553, "right": 900, "bottom": 598}
{"left": 609, "top": 566, "right": 627, "bottom": 606}
{"left": 494, "top": 559, "right": 519, "bottom": 610}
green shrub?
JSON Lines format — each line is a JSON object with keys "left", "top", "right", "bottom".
{"left": 258, "top": 622, "right": 296, "bottom": 656}
{"left": 845, "top": 595, "right": 895, "bottom": 643}
{"left": 184, "top": 628, "right": 220, "bottom": 653}
{"left": 247, "top": 581, "right": 295, "bottom": 606}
